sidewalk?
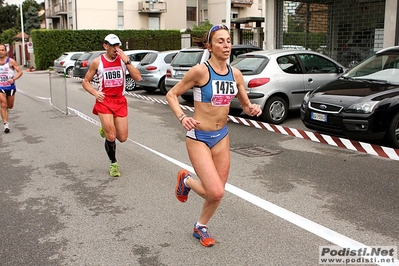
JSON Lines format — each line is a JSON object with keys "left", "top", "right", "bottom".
{"left": 21, "top": 66, "right": 49, "bottom": 74}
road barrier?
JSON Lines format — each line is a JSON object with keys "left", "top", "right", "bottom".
{"left": 49, "top": 71, "right": 68, "bottom": 115}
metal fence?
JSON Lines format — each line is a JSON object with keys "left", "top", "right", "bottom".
{"left": 49, "top": 71, "right": 68, "bottom": 115}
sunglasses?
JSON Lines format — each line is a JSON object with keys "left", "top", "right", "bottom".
{"left": 206, "top": 24, "right": 229, "bottom": 43}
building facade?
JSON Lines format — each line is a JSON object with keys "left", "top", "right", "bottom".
{"left": 44, "top": 0, "right": 399, "bottom": 67}
{"left": 45, "top": 0, "right": 186, "bottom": 30}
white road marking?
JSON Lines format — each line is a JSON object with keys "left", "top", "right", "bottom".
{"left": 67, "top": 107, "right": 397, "bottom": 266}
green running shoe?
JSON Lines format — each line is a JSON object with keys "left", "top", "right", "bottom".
{"left": 109, "top": 163, "right": 121, "bottom": 177}
{"left": 99, "top": 126, "right": 105, "bottom": 138}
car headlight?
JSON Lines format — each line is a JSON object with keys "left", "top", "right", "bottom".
{"left": 301, "top": 91, "right": 311, "bottom": 109}
{"left": 303, "top": 91, "right": 311, "bottom": 104}
{"left": 346, "top": 101, "right": 379, "bottom": 113}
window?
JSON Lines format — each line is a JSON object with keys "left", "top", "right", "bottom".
{"left": 69, "top": 16, "right": 73, "bottom": 29}
{"left": 298, "top": 54, "right": 337, "bottom": 73}
{"left": 164, "top": 53, "right": 177, "bottom": 63}
{"left": 118, "top": 1, "right": 124, "bottom": 30}
{"left": 118, "top": 16, "right": 124, "bottom": 30}
{"left": 277, "top": 55, "right": 301, "bottom": 74}
{"left": 187, "top": 7, "right": 196, "bottom": 22}
{"left": 202, "top": 9, "right": 208, "bottom": 22}
{"left": 148, "top": 16, "right": 160, "bottom": 30}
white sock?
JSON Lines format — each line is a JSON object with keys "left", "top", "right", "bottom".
{"left": 183, "top": 175, "right": 190, "bottom": 188}
{"left": 196, "top": 222, "right": 206, "bottom": 228}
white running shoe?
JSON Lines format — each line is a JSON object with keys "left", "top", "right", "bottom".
{"left": 4, "top": 122, "right": 9, "bottom": 133}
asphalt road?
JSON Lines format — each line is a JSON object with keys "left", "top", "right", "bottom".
{"left": 0, "top": 70, "right": 398, "bottom": 266}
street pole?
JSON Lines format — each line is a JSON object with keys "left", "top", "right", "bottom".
{"left": 225, "top": 0, "right": 230, "bottom": 28}
{"left": 20, "top": 4, "right": 26, "bottom": 66}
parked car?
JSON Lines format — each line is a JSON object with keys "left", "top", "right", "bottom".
{"left": 124, "top": 49, "right": 158, "bottom": 91}
{"left": 282, "top": 45, "right": 307, "bottom": 50}
{"left": 53, "top": 51, "right": 84, "bottom": 76}
{"left": 229, "top": 49, "right": 345, "bottom": 124}
{"left": 136, "top": 50, "right": 179, "bottom": 95}
{"left": 301, "top": 45, "right": 399, "bottom": 148}
{"left": 342, "top": 30, "right": 375, "bottom": 68}
{"left": 165, "top": 45, "right": 262, "bottom": 101}
{"left": 73, "top": 51, "right": 105, "bottom": 82}
{"left": 316, "top": 45, "right": 328, "bottom": 55}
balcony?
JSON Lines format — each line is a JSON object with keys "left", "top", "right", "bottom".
{"left": 138, "top": 1, "right": 167, "bottom": 13}
{"left": 232, "top": 0, "right": 253, "bottom": 8}
{"left": 46, "top": 3, "right": 67, "bottom": 18}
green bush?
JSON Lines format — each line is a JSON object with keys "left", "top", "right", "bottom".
{"left": 283, "top": 32, "right": 328, "bottom": 51}
{"left": 30, "top": 29, "right": 182, "bottom": 70}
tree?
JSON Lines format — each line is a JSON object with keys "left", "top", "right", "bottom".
{"left": 24, "top": 6, "right": 40, "bottom": 34}
{"left": 193, "top": 20, "right": 213, "bottom": 31}
{"left": 0, "top": 28, "right": 18, "bottom": 45}
{"left": 22, "top": 0, "right": 41, "bottom": 16}
{"left": 14, "top": 0, "right": 41, "bottom": 32}
{"left": 0, "top": 4, "right": 18, "bottom": 33}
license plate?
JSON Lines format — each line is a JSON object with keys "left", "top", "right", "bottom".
{"left": 175, "top": 70, "right": 187, "bottom": 76}
{"left": 311, "top": 112, "right": 327, "bottom": 122}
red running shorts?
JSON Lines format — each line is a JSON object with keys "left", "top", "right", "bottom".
{"left": 93, "top": 95, "right": 128, "bottom": 117}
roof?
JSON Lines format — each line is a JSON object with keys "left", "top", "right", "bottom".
{"left": 12, "top": 32, "right": 29, "bottom": 40}
{"left": 376, "top": 46, "right": 399, "bottom": 54}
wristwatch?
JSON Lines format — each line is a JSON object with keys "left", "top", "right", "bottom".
{"left": 125, "top": 59, "right": 132, "bottom": 65}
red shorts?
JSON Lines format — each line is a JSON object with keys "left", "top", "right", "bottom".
{"left": 93, "top": 95, "right": 128, "bottom": 117}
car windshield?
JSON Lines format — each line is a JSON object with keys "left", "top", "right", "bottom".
{"left": 140, "top": 53, "right": 157, "bottom": 65}
{"left": 231, "top": 56, "right": 269, "bottom": 75}
{"left": 171, "top": 50, "right": 204, "bottom": 67}
{"left": 79, "top": 53, "right": 92, "bottom": 61}
{"left": 57, "top": 54, "right": 68, "bottom": 60}
{"left": 344, "top": 53, "right": 399, "bottom": 84}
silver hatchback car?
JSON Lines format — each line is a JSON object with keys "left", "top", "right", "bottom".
{"left": 230, "top": 49, "right": 346, "bottom": 124}
{"left": 53, "top": 51, "right": 84, "bottom": 76}
{"left": 124, "top": 49, "right": 158, "bottom": 91}
{"left": 136, "top": 50, "right": 179, "bottom": 95}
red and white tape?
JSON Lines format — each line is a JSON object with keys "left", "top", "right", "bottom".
{"left": 126, "top": 92, "right": 399, "bottom": 161}
{"left": 66, "top": 75, "right": 399, "bottom": 161}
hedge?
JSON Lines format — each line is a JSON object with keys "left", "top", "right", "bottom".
{"left": 30, "top": 29, "right": 192, "bottom": 70}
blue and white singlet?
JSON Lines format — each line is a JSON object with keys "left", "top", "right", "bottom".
{"left": 0, "top": 58, "right": 16, "bottom": 91}
{"left": 193, "top": 61, "right": 238, "bottom": 106}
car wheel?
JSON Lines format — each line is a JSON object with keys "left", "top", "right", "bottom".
{"left": 348, "top": 60, "right": 359, "bottom": 68}
{"left": 144, "top": 87, "right": 157, "bottom": 93}
{"left": 262, "top": 96, "right": 287, "bottom": 124}
{"left": 66, "top": 67, "right": 73, "bottom": 77}
{"left": 384, "top": 112, "right": 399, "bottom": 148}
{"left": 126, "top": 76, "right": 136, "bottom": 91}
{"left": 92, "top": 74, "right": 99, "bottom": 83}
{"left": 229, "top": 107, "right": 242, "bottom": 116}
{"left": 159, "top": 78, "right": 167, "bottom": 95}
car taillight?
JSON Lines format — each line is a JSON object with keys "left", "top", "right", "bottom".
{"left": 145, "top": 66, "right": 157, "bottom": 71}
{"left": 166, "top": 69, "right": 171, "bottom": 78}
{"left": 248, "top": 78, "right": 270, "bottom": 88}
{"left": 81, "top": 60, "right": 88, "bottom": 67}
{"left": 60, "top": 61, "right": 65, "bottom": 66}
